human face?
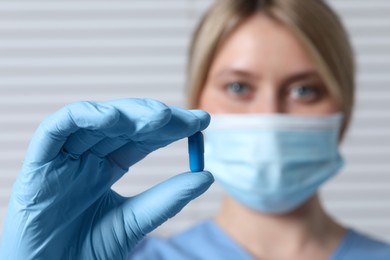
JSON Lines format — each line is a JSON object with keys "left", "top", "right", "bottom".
{"left": 199, "top": 13, "right": 340, "bottom": 115}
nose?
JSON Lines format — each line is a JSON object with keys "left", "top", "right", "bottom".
{"left": 248, "top": 85, "right": 283, "bottom": 114}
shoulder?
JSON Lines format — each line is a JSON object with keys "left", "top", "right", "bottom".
{"left": 332, "top": 228, "right": 390, "bottom": 260}
{"left": 127, "top": 220, "right": 252, "bottom": 260}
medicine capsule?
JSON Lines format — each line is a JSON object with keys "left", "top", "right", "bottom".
{"left": 188, "top": 131, "right": 204, "bottom": 172}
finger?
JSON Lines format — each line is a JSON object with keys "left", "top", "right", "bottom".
{"left": 64, "top": 98, "right": 172, "bottom": 158}
{"left": 131, "top": 107, "right": 211, "bottom": 142}
{"left": 62, "top": 129, "right": 106, "bottom": 159}
{"left": 25, "top": 101, "right": 120, "bottom": 164}
{"left": 91, "top": 171, "right": 214, "bottom": 259}
{"left": 89, "top": 137, "right": 128, "bottom": 158}
{"left": 106, "top": 107, "right": 210, "bottom": 169}
{"left": 25, "top": 98, "right": 172, "bottom": 164}
{"left": 128, "top": 171, "right": 214, "bottom": 239}
{"left": 82, "top": 98, "right": 175, "bottom": 159}
{"left": 103, "top": 98, "right": 172, "bottom": 138}
{"left": 189, "top": 109, "right": 211, "bottom": 130}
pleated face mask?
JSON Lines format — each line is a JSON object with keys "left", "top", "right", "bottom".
{"left": 204, "top": 113, "right": 344, "bottom": 214}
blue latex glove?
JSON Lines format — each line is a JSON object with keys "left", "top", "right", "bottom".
{"left": 0, "top": 98, "right": 214, "bottom": 260}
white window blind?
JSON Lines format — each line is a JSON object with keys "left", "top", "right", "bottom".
{"left": 0, "top": 0, "right": 389, "bottom": 243}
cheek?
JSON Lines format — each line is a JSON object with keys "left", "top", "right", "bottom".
{"left": 199, "top": 86, "right": 236, "bottom": 114}
{"left": 198, "top": 87, "right": 221, "bottom": 113}
{"left": 287, "top": 99, "right": 341, "bottom": 115}
{"left": 315, "top": 101, "right": 341, "bottom": 115}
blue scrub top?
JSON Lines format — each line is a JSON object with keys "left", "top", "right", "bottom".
{"left": 128, "top": 219, "right": 390, "bottom": 260}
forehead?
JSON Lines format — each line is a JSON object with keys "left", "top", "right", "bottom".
{"left": 210, "top": 13, "right": 316, "bottom": 76}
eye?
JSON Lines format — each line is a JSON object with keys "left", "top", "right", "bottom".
{"left": 289, "top": 85, "right": 321, "bottom": 102}
{"left": 225, "top": 82, "right": 252, "bottom": 97}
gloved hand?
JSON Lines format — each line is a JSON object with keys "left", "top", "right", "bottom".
{"left": 0, "top": 98, "right": 214, "bottom": 260}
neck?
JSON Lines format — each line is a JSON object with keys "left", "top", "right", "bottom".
{"left": 215, "top": 194, "right": 345, "bottom": 260}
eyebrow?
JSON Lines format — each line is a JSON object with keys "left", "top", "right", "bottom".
{"left": 213, "top": 68, "right": 323, "bottom": 87}
{"left": 215, "top": 69, "right": 320, "bottom": 80}
{"left": 214, "top": 68, "right": 259, "bottom": 80}
{"left": 282, "top": 71, "right": 322, "bottom": 86}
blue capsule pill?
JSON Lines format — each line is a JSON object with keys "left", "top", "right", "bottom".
{"left": 188, "top": 131, "right": 204, "bottom": 172}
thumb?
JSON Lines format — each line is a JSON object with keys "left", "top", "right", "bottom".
{"left": 127, "top": 171, "right": 214, "bottom": 237}
{"left": 90, "top": 171, "right": 214, "bottom": 259}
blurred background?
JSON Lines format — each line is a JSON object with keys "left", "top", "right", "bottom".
{"left": 0, "top": 0, "right": 389, "bottom": 242}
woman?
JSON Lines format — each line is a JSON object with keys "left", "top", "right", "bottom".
{"left": 130, "top": 0, "right": 390, "bottom": 259}
{"left": 1, "top": 0, "right": 389, "bottom": 259}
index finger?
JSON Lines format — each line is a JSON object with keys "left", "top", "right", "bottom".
{"left": 24, "top": 99, "right": 171, "bottom": 164}
{"left": 106, "top": 107, "right": 210, "bottom": 170}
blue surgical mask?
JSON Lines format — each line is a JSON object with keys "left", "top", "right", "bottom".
{"left": 204, "top": 113, "right": 344, "bottom": 214}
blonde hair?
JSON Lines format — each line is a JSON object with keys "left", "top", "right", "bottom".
{"left": 186, "top": 0, "right": 355, "bottom": 138}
